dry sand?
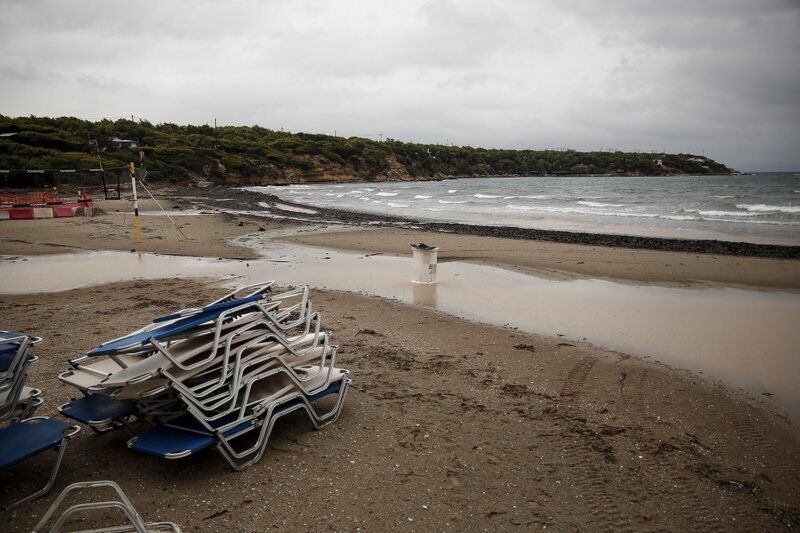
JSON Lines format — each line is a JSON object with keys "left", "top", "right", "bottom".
{"left": 0, "top": 199, "right": 266, "bottom": 259}
{"left": 1, "top": 205, "right": 799, "bottom": 530}
{"left": 0, "top": 280, "right": 799, "bottom": 531}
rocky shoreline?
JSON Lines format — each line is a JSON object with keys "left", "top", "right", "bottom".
{"left": 175, "top": 186, "right": 800, "bottom": 260}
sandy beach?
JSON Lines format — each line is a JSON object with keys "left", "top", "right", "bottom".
{"left": 1, "top": 194, "right": 799, "bottom": 531}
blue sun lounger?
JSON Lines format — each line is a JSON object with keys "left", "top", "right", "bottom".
{"left": 0, "top": 350, "right": 37, "bottom": 373}
{"left": 0, "top": 417, "right": 81, "bottom": 510}
{"left": 88, "top": 294, "right": 267, "bottom": 356}
{"left": 58, "top": 394, "right": 134, "bottom": 433}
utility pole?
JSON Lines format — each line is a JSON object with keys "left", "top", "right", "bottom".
{"left": 379, "top": 133, "right": 383, "bottom": 142}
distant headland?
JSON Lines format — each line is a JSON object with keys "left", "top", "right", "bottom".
{"left": 0, "top": 115, "right": 738, "bottom": 186}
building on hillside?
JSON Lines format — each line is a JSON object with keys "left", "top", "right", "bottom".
{"left": 109, "top": 137, "right": 138, "bottom": 151}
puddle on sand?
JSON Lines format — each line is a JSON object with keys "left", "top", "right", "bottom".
{"left": 1, "top": 231, "right": 799, "bottom": 422}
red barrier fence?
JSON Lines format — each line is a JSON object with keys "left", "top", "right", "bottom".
{"left": 0, "top": 191, "right": 92, "bottom": 208}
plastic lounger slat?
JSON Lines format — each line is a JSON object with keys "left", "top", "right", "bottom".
{"left": 60, "top": 395, "right": 133, "bottom": 424}
{"left": 0, "top": 418, "right": 72, "bottom": 469}
{"left": 0, "top": 331, "right": 27, "bottom": 342}
{"left": 89, "top": 295, "right": 266, "bottom": 356}
{"left": 151, "top": 294, "right": 265, "bottom": 323}
{"left": 307, "top": 381, "right": 342, "bottom": 403}
{"left": 0, "top": 352, "right": 35, "bottom": 372}
{"left": 165, "top": 412, "right": 253, "bottom": 437}
{"left": 129, "top": 426, "right": 216, "bottom": 458}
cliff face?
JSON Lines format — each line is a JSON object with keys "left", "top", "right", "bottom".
{"left": 223, "top": 154, "right": 417, "bottom": 186}
{"left": 0, "top": 115, "right": 738, "bottom": 187}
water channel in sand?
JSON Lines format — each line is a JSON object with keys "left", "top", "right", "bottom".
{"left": 1, "top": 227, "right": 799, "bottom": 421}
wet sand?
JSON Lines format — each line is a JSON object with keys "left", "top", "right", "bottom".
{"left": 1, "top": 279, "right": 799, "bottom": 531}
{"left": 283, "top": 227, "right": 800, "bottom": 289}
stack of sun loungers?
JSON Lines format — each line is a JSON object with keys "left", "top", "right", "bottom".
{"left": 0, "top": 331, "right": 81, "bottom": 510}
{"left": 1, "top": 331, "right": 43, "bottom": 422}
{"left": 57, "top": 282, "right": 350, "bottom": 470}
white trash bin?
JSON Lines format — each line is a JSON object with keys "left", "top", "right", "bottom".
{"left": 411, "top": 243, "right": 439, "bottom": 284}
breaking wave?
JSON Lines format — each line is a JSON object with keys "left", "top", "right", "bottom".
{"left": 576, "top": 201, "right": 625, "bottom": 208}
{"left": 736, "top": 203, "right": 800, "bottom": 214}
{"left": 689, "top": 209, "right": 758, "bottom": 217}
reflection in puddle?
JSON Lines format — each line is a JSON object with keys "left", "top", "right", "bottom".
{"left": 1, "top": 229, "right": 799, "bottom": 422}
{"left": 411, "top": 283, "right": 438, "bottom": 307}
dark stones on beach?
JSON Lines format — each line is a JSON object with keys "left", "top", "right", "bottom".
{"left": 513, "top": 343, "right": 536, "bottom": 352}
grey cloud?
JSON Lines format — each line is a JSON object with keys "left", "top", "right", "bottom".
{"left": 0, "top": 0, "right": 797, "bottom": 170}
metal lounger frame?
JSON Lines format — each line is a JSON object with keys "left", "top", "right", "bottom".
{"left": 32, "top": 480, "right": 180, "bottom": 533}
{"left": 169, "top": 344, "right": 336, "bottom": 424}
{"left": 178, "top": 358, "right": 341, "bottom": 440}
{"left": 217, "top": 375, "right": 351, "bottom": 470}
{"left": 160, "top": 322, "right": 328, "bottom": 411}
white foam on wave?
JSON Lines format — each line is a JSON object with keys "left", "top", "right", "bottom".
{"left": 705, "top": 218, "right": 800, "bottom": 226}
{"left": 474, "top": 193, "right": 501, "bottom": 198}
{"left": 439, "top": 199, "right": 469, "bottom": 204}
{"left": 507, "top": 204, "right": 686, "bottom": 220}
{"left": 387, "top": 202, "right": 410, "bottom": 208}
{"left": 661, "top": 215, "right": 698, "bottom": 221}
{"left": 448, "top": 189, "right": 458, "bottom": 193}
{"left": 506, "top": 204, "right": 600, "bottom": 215}
{"left": 503, "top": 204, "right": 799, "bottom": 226}
{"left": 414, "top": 195, "right": 432, "bottom": 199}
{"left": 737, "top": 203, "right": 800, "bottom": 214}
{"left": 712, "top": 195, "right": 735, "bottom": 199}
{"left": 576, "top": 201, "right": 625, "bottom": 208}
{"left": 518, "top": 194, "right": 551, "bottom": 199}
{"left": 690, "top": 209, "right": 758, "bottom": 217}
{"left": 376, "top": 192, "right": 399, "bottom": 197}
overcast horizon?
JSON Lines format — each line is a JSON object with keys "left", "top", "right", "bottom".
{"left": 1, "top": 0, "right": 798, "bottom": 172}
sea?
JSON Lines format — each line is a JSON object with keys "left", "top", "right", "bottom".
{"left": 244, "top": 173, "right": 800, "bottom": 245}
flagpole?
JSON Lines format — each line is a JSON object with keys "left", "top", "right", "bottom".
{"left": 130, "top": 162, "right": 142, "bottom": 245}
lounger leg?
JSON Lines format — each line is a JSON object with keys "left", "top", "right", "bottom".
{"left": 3, "top": 437, "right": 68, "bottom": 511}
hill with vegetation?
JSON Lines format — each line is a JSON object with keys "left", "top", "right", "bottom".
{"left": 0, "top": 115, "right": 737, "bottom": 186}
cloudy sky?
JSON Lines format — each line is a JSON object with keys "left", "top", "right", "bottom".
{"left": 1, "top": 0, "right": 798, "bottom": 171}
